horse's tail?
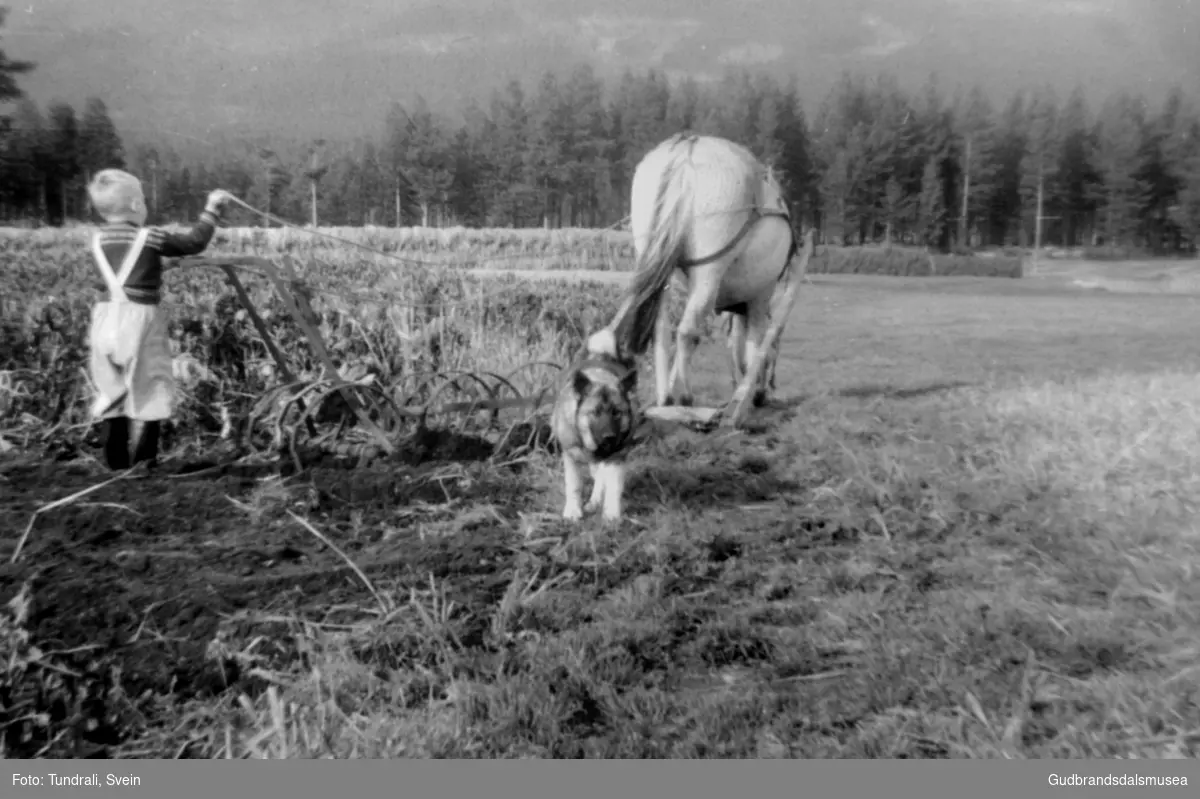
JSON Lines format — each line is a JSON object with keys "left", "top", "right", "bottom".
{"left": 609, "top": 143, "right": 694, "bottom": 358}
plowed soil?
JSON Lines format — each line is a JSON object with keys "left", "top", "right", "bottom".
{"left": 0, "top": 444, "right": 523, "bottom": 757}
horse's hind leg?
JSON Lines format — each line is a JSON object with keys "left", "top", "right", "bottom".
{"left": 653, "top": 294, "right": 673, "bottom": 407}
{"left": 737, "top": 295, "right": 772, "bottom": 408}
{"left": 766, "top": 333, "right": 781, "bottom": 394}
{"left": 670, "top": 266, "right": 721, "bottom": 407}
{"left": 725, "top": 311, "right": 747, "bottom": 389}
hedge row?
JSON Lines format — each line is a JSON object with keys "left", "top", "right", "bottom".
{"left": 808, "top": 246, "right": 1024, "bottom": 278}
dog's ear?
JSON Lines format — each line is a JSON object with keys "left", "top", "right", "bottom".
{"left": 573, "top": 369, "right": 591, "bottom": 397}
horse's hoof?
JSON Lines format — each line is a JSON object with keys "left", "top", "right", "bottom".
{"left": 662, "top": 396, "right": 676, "bottom": 408}
{"left": 752, "top": 390, "right": 768, "bottom": 408}
{"left": 718, "top": 395, "right": 749, "bottom": 428}
{"left": 677, "top": 395, "right": 694, "bottom": 408}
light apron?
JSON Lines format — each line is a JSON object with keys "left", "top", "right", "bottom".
{"left": 87, "top": 228, "right": 176, "bottom": 422}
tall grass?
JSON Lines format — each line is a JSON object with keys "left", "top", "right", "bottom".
{"left": 0, "top": 238, "right": 628, "bottom": 447}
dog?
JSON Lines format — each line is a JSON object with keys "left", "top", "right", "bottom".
{"left": 551, "top": 329, "right": 639, "bottom": 522}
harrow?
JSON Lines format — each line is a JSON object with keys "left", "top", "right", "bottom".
{"left": 181, "top": 254, "right": 565, "bottom": 466}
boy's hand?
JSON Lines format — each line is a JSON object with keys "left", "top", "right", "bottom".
{"left": 205, "top": 189, "right": 234, "bottom": 213}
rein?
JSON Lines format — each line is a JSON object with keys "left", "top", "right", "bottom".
{"left": 676, "top": 206, "right": 793, "bottom": 269}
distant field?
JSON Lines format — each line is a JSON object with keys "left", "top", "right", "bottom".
{"left": 2, "top": 229, "right": 1199, "bottom": 758}
{"left": 471, "top": 252, "right": 1200, "bottom": 299}
{"left": 1031, "top": 256, "right": 1200, "bottom": 295}
{"left": 0, "top": 224, "right": 638, "bottom": 272}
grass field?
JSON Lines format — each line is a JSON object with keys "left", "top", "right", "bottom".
{"left": 3, "top": 230, "right": 1200, "bottom": 758}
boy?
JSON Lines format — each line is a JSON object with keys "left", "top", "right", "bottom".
{"left": 86, "top": 168, "right": 233, "bottom": 470}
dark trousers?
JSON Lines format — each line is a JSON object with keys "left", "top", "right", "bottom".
{"left": 101, "top": 417, "right": 160, "bottom": 470}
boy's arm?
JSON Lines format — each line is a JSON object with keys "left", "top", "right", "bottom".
{"left": 149, "top": 190, "right": 233, "bottom": 259}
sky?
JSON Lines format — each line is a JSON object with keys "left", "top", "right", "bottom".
{"left": 2, "top": 0, "right": 1198, "bottom": 147}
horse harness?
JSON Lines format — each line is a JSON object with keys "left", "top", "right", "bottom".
{"left": 677, "top": 204, "right": 797, "bottom": 272}
{"left": 665, "top": 134, "right": 798, "bottom": 274}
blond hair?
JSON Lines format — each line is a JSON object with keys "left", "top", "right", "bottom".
{"left": 88, "top": 169, "right": 146, "bottom": 224}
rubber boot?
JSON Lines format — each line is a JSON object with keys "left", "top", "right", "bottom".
{"left": 102, "top": 416, "right": 132, "bottom": 470}
{"left": 131, "top": 420, "right": 161, "bottom": 468}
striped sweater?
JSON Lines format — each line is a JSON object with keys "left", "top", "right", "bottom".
{"left": 92, "top": 209, "right": 221, "bottom": 304}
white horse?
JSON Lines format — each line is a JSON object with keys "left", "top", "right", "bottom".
{"left": 605, "top": 133, "right": 813, "bottom": 421}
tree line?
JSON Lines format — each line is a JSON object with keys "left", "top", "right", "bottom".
{"left": 2, "top": 12, "right": 1198, "bottom": 253}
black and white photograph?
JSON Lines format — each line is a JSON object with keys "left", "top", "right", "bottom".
{"left": 1, "top": 0, "right": 1199, "bottom": 765}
